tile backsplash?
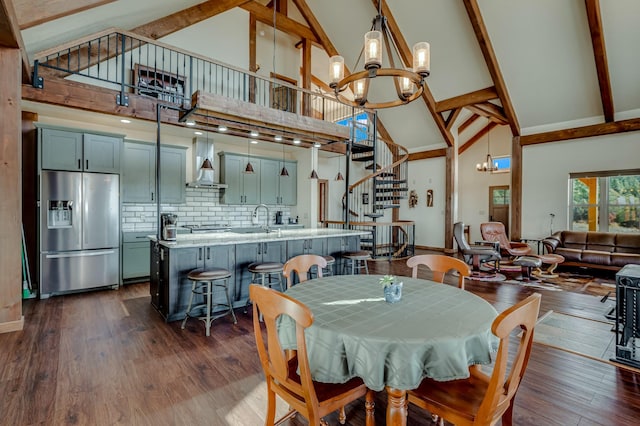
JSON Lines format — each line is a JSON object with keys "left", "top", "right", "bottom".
{"left": 122, "top": 187, "right": 292, "bottom": 231}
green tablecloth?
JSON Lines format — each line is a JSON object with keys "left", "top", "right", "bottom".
{"left": 279, "top": 275, "right": 499, "bottom": 392}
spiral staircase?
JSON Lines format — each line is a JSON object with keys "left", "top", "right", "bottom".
{"left": 331, "top": 117, "right": 415, "bottom": 259}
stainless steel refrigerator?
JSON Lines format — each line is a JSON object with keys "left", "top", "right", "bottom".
{"left": 40, "top": 170, "right": 120, "bottom": 296}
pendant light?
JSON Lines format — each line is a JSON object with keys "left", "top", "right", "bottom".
{"left": 309, "top": 143, "right": 319, "bottom": 179}
{"left": 280, "top": 143, "right": 289, "bottom": 177}
{"left": 335, "top": 155, "right": 344, "bottom": 181}
{"left": 476, "top": 125, "right": 499, "bottom": 172}
{"left": 244, "top": 139, "right": 255, "bottom": 174}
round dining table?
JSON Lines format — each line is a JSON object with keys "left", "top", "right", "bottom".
{"left": 278, "top": 274, "right": 499, "bottom": 426}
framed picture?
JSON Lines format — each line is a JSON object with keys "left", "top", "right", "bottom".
{"left": 133, "top": 64, "right": 187, "bottom": 106}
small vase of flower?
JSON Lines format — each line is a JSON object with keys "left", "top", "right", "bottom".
{"left": 380, "top": 275, "right": 403, "bottom": 303}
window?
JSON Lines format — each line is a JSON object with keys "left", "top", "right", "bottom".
{"left": 569, "top": 170, "right": 640, "bottom": 233}
{"left": 335, "top": 112, "right": 369, "bottom": 142}
{"left": 492, "top": 155, "right": 511, "bottom": 173}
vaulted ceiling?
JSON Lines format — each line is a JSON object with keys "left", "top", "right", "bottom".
{"left": 4, "top": 0, "right": 640, "bottom": 152}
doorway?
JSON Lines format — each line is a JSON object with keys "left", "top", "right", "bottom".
{"left": 489, "top": 185, "right": 510, "bottom": 235}
{"left": 318, "top": 179, "right": 328, "bottom": 225}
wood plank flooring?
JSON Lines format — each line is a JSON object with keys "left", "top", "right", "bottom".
{"left": 1, "top": 257, "right": 639, "bottom": 425}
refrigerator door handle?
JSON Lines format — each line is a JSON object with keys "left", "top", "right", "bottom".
{"left": 45, "top": 250, "right": 116, "bottom": 259}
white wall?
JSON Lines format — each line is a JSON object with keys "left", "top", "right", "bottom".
{"left": 521, "top": 130, "right": 640, "bottom": 239}
{"left": 458, "top": 125, "right": 511, "bottom": 243}
{"left": 398, "top": 156, "right": 447, "bottom": 248}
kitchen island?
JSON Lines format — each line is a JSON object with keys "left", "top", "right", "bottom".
{"left": 149, "top": 228, "right": 370, "bottom": 322}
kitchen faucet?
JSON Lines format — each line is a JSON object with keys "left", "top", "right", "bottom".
{"left": 253, "top": 204, "right": 271, "bottom": 233}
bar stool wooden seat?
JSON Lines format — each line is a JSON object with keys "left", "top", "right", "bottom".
{"left": 343, "top": 251, "right": 371, "bottom": 275}
{"left": 181, "top": 267, "right": 237, "bottom": 336}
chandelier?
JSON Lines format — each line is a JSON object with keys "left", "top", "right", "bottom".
{"left": 328, "top": 1, "right": 430, "bottom": 109}
{"left": 476, "top": 128, "right": 499, "bottom": 172}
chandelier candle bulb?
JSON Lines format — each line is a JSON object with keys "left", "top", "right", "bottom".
{"left": 413, "top": 42, "right": 430, "bottom": 76}
{"left": 400, "top": 68, "right": 413, "bottom": 97}
{"left": 329, "top": 56, "right": 344, "bottom": 85}
{"left": 364, "top": 31, "right": 382, "bottom": 69}
{"left": 354, "top": 79, "right": 367, "bottom": 102}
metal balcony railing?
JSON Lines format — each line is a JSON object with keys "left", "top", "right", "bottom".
{"left": 32, "top": 29, "right": 364, "bottom": 126}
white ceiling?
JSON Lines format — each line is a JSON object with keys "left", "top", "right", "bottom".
{"left": 16, "top": 0, "right": 640, "bottom": 150}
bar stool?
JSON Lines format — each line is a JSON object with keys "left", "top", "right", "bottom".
{"left": 248, "top": 261, "right": 284, "bottom": 291}
{"left": 245, "top": 261, "right": 284, "bottom": 319}
{"left": 343, "top": 251, "right": 371, "bottom": 275}
{"left": 322, "top": 255, "right": 336, "bottom": 276}
{"left": 181, "top": 267, "right": 237, "bottom": 336}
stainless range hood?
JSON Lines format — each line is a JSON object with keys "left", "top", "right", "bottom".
{"left": 187, "top": 136, "right": 228, "bottom": 188}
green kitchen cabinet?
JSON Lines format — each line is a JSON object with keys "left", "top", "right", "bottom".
{"left": 40, "top": 127, "right": 121, "bottom": 173}
{"left": 278, "top": 160, "right": 297, "bottom": 205}
{"left": 122, "top": 141, "right": 186, "bottom": 203}
{"left": 219, "top": 152, "right": 260, "bottom": 204}
{"left": 122, "top": 232, "right": 152, "bottom": 281}
{"left": 260, "top": 159, "right": 297, "bottom": 205}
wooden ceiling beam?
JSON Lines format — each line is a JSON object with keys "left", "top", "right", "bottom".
{"left": 133, "top": 0, "right": 251, "bottom": 40}
{"left": 458, "top": 122, "right": 498, "bottom": 155}
{"left": 520, "top": 117, "right": 640, "bottom": 146}
{"left": 458, "top": 113, "right": 480, "bottom": 134}
{"left": 585, "top": 0, "right": 614, "bottom": 122}
{"left": 466, "top": 102, "right": 508, "bottom": 125}
{"left": 407, "top": 148, "right": 447, "bottom": 161}
{"left": 240, "top": 2, "right": 318, "bottom": 43}
{"left": 463, "top": 0, "right": 520, "bottom": 136}
{"left": 435, "top": 86, "right": 498, "bottom": 113}
{"left": 14, "top": 0, "right": 115, "bottom": 30}
{"left": 0, "top": 0, "right": 30, "bottom": 82}
{"left": 445, "top": 108, "right": 462, "bottom": 131}
{"left": 373, "top": 0, "right": 454, "bottom": 147}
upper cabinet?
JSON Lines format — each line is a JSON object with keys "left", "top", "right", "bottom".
{"left": 219, "top": 152, "right": 260, "bottom": 205}
{"left": 260, "top": 159, "right": 297, "bottom": 205}
{"left": 220, "top": 152, "right": 296, "bottom": 206}
{"left": 122, "top": 141, "right": 186, "bottom": 204}
{"left": 40, "top": 127, "right": 122, "bottom": 173}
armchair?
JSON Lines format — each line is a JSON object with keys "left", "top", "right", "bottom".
{"left": 480, "top": 222, "right": 532, "bottom": 257}
{"left": 454, "top": 222, "right": 501, "bottom": 276}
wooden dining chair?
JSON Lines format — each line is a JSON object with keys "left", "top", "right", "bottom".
{"left": 282, "top": 254, "right": 327, "bottom": 289}
{"left": 406, "top": 254, "right": 471, "bottom": 288}
{"left": 407, "top": 293, "right": 542, "bottom": 426}
{"left": 249, "top": 284, "right": 374, "bottom": 426}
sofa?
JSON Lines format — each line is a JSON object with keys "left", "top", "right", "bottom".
{"left": 542, "top": 231, "right": 640, "bottom": 271}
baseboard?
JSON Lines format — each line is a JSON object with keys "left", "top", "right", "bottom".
{"left": 0, "top": 316, "right": 24, "bottom": 334}
{"left": 415, "top": 245, "right": 450, "bottom": 253}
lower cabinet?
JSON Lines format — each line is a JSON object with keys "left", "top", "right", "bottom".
{"left": 151, "top": 236, "right": 360, "bottom": 322}
{"left": 153, "top": 244, "right": 236, "bottom": 322}
{"left": 122, "top": 232, "right": 152, "bottom": 281}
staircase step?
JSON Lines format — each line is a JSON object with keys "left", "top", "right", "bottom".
{"left": 375, "top": 187, "right": 408, "bottom": 193}
{"left": 365, "top": 163, "right": 382, "bottom": 170}
{"left": 364, "top": 213, "right": 383, "bottom": 219}
{"left": 375, "top": 179, "right": 407, "bottom": 185}
{"left": 377, "top": 172, "right": 398, "bottom": 178}
{"left": 375, "top": 195, "right": 407, "bottom": 201}
{"left": 353, "top": 155, "right": 374, "bottom": 162}
{"left": 351, "top": 143, "right": 374, "bottom": 154}
{"left": 375, "top": 204, "right": 402, "bottom": 209}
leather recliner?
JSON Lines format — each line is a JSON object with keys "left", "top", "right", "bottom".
{"left": 454, "top": 222, "right": 501, "bottom": 273}
{"left": 480, "top": 222, "right": 532, "bottom": 257}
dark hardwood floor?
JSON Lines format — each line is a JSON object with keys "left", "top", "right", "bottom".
{"left": 2, "top": 256, "right": 639, "bottom": 425}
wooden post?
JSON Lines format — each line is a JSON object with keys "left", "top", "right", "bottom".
{"left": 510, "top": 135, "right": 522, "bottom": 240}
{"left": 0, "top": 47, "right": 24, "bottom": 333}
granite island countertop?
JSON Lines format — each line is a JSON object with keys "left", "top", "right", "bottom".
{"left": 150, "top": 228, "right": 371, "bottom": 249}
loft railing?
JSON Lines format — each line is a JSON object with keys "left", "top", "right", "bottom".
{"left": 32, "top": 29, "right": 363, "bottom": 125}
{"left": 325, "top": 220, "right": 415, "bottom": 259}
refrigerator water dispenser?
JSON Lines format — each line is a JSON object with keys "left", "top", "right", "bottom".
{"left": 47, "top": 200, "right": 73, "bottom": 228}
